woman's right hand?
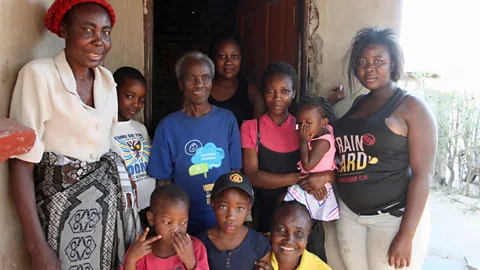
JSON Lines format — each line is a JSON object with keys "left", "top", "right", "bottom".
{"left": 255, "top": 261, "right": 274, "bottom": 270}
{"left": 327, "top": 85, "right": 346, "bottom": 105}
{"left": 30, "top": 242, "right": 61, "bottom": 270}
{"left": 311, "top": 186, "right": 328, "bottom": 201}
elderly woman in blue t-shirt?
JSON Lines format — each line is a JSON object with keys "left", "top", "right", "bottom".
{"left": 148, "top": 51, "right": 242, "bottom": 235}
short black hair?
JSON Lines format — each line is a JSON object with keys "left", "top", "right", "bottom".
{"left": 113, "top": 66, "right": 147, "bottom": 90}
{"left": 262, "top": 62, "right": 298, "bottom": 92}
{"left": 210, "top": 34, "right": 244, "bottom": 61}
{"left": 271, "top": 201, "right": 313, "bottom": 231}
{"left": 210, "top": 34, "right": 245, "bottom": 78}
{"left": 345, "top": 27, "right": 404, "bottom": 92}
{"left": 297, "top": 95, "right": 333, "bottom": 122}
{"left": 150, "top": 184, "right": 190, "bottom": 213}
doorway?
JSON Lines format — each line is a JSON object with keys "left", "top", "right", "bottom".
{"left": 145, "top": 0, "right": 305, "bottom": 132}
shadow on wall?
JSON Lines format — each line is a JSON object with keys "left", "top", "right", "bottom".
{"left": 1, "top": 0, "right": 64, "bottom": 116}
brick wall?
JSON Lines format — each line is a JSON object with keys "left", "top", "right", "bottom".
{"left": 152, "top": 0, "right": 239, "bottom": 128}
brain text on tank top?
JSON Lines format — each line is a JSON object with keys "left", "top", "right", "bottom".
{"left": 335, "top": 134, "right": 379, "bottom": 183}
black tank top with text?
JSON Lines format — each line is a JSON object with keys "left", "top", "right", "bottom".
{"left": 334, "top": 88, "right": 411, "bottom": 213}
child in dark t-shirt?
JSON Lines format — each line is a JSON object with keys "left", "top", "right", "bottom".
{"left": 197, "top": 172, "right": 271, "bottom": 269}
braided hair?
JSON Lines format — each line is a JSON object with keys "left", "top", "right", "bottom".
{"left": 296, "top": 95, "right": 333, "bottom": 122}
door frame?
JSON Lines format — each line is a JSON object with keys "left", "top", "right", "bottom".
{"left": 142, "top": 0, "right": 309, "bottom": 132}
{"left": 143, "top": 0, "right": 154, "bottom": 135}
{"left": 299, "top": 0, "right": 309, "bottom": 99}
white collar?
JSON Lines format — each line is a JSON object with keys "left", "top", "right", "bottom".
{"left": 53, "top": 50, "right": 116, "bottom": 110}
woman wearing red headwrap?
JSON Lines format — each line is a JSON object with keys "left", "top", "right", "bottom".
{"left": 8, "top": 1, "right": 136, "bottom": 269}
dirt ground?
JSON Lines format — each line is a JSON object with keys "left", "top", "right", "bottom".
{"left": 323, "top": 188, "right": 480, "bottom": 270}
{"left": 423, "top": 190, "right": 480, "bottom": 270}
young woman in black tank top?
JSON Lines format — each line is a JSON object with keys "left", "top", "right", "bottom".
{"left": 334, "top": 28, "right": 437, "bottom": 270}
{"left": 209, "top": 35, "right": 266, "bottom": 126}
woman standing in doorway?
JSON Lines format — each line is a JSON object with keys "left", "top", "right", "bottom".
{"left": 209, "top": 35, "right": 266, "bottom": 127}
{"left": 9, "top": 1, "right": 129, "bottom": 269}
{"left": 335, "top": 27, "right": 436, "bottom": 270}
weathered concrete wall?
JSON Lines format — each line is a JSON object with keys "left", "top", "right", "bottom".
{"left": 308, "top": 0, "right": 403, "bottom": 116}
{"left": 0, "top": 0, "right": 64, "bottom": 268}
{"left": 103, "top": 0, "right": 146, "bottom": 123}
{"left": 103, "top": 0, "right": 145, "bottom": 72}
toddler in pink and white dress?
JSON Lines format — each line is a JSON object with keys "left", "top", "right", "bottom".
{"left": 284, "top": 97, "right": 339, "bottom": 221}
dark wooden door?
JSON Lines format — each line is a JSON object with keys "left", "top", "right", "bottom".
{"left": 237, "top": 0, "right": 299, "bottom": 89}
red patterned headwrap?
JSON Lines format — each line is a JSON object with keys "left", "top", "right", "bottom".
{"left": 45, "top": 0, "right": 116, "bottom": 38}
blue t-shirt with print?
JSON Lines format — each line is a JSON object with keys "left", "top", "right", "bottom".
{"left": 148, "top": 106, "right": 242, "bottom": 234}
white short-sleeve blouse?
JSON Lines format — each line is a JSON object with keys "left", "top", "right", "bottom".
{"left": 9, "top": 50, "right": 118, "bottom": 163}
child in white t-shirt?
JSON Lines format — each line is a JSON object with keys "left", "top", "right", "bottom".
{"left": 111, "top": 67, "right": 156, "bottom": 211}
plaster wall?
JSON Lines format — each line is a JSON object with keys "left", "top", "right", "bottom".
{"left": 103, "top": 0, "right": 146, "bottom": 123}
{"left": 0, "top": 0, "right": 64, "bottom": 268}
{"left": 308, "top": 0, "right": 403, "bottom": 116}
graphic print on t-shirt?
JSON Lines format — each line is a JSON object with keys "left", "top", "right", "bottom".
{"left": 184, "top": 140, "right": 225, "bottom": 178}
{"left": 335, "top": 133, "right": 378, "bottom": 183}
{"left": 114, "top": 133, "right": 151, "bottom": 181}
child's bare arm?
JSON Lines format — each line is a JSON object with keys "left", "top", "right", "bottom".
{"left": 300, "top": 139, "right": 330, "bottom": 172}
{"left": 258, "top": 251, "right": 271, "bottom": 263}
{"left": 298, "top": 171, "right": 336, "bottom": 195}
{"left": 124, "top": 260, "right": 137, "bottom": 270}
{"left": 243, "top": 148, "right": 304, "bottom": 189}
{"left": 125, "top": 228, "right": 161, "bottom": 270}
